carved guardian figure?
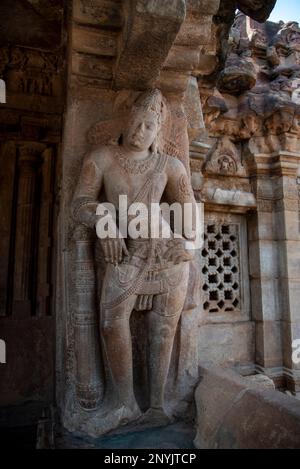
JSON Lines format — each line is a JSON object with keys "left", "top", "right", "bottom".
{"left": 71, "top": 89, "right": 198, "bottom": 435}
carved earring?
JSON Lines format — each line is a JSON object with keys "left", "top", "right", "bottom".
{"left": 150, "top": 138, "right": 158, "bottom": 154}
{"left": 151, "top": 129, "right": 163, "bottom": 154}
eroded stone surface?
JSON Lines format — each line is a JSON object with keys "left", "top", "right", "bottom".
{"left": 194, "top": 366, "right": 300, "bottom": 449}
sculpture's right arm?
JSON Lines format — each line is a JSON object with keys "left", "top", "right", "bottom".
{"left": 71, "top": 152, "right": 103, "bottom": 229}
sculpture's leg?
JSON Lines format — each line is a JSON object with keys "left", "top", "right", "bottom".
{"left": 100, "top": 294, "right": 140, "bottom": 410}
{"left": 139, "top": 280, "right": 188, "bottom": 427}
{"left": 89, "top": 295, "right": 142, "bottom": 435}
{"left": 148, "top": 309, "right": 181, "bottom": 410}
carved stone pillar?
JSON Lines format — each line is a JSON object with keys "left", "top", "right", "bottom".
{"left": 248, "top": 149, "right": 300, "bottom": 393}
{"left": 73, "top": 226, "right": 104, "bottom": 410}
{"left": 247, "top": 152, "right": 284, "bottom": 385}
{"left": 36, "top": 147, "right": 54, "bottom": 317}
{"left": 0, "top": 142, "right": 17, "bottom": 317}
{"left": 13, "top": 143, "right": 45, "bottom": 318}
{"left": 274, "top": 153, "right": 300, "bottom": 396}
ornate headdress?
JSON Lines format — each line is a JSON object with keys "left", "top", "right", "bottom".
{"left": 88, "top": 88, "right": 190, "bottom": 165}
{"left": 130, "top": 89, "right": 166, "bottom": 126}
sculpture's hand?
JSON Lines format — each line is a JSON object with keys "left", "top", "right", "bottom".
{"left": 101, "top": 238, "right": 129, "bottom": 264}
{"left": 164, "top": 239, "right": 194, "bottom": 265}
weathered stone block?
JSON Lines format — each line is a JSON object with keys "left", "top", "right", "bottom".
{"left": 175, "top": 14, "right": 212, "bottom": 47}
{"left": 286, "top": 281, "right": 300, "bottom": 323}
{"left": 73, "top": 0, "right": 123, "bottom": 28}
{"left": 187, "top": 0, "right": 220, "bottom": 16}
{"left": 245, "top": 374, "right": 275, "bottom": 390}
{"left": 278, "top": 240, "right": 300, "bottom": 280}
{"left": 198, "top": 322, "right": 255, "bottom": 366}
{"left": 249, "top": 240, "right": 279, "bottom": 279}
{"left": 248, "top": 211, "right": 273, "bottom": 242}
{"left": 194, "top": 365, "right": 300, "bottom": 449}
{"left": 251, "top": 278, "right": 280, "bottom": 321}
{"left": 286, "top": 241, "right": 300, "bottom": 279}
{"left": 196, "top": 53, "right": 218, "bottom": 76}
{"left": 164, "top": 46, "right": 200, "bottom": 72}
{"left": 72, "top": 52, "right": 113, "bottom": 80}
{"left": 274, "top": 210, "right": 300, "bottom": 242}
{"left": 255, "top": 320, "right": 283, "bottom": 368}
{"left": 73, "top": 26, "right": 118, "bottom": 57}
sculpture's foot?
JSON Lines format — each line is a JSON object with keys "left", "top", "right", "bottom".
{"left": 90, "top": 402, "right": 142, "bottom": 437}
{"left": 135, "top": 407, "right": 172, "bottom": 429}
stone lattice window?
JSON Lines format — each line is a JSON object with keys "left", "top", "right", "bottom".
{"left": 202, "top": 222, "right": 241, "bottom": 315}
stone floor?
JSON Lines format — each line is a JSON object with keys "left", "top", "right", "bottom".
{"left": 55, "top": 422, "right": 196, "bottom": 449}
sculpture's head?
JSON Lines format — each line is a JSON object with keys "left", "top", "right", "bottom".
{"left": 123, "top": 89, "right": 165, "bottom": 153}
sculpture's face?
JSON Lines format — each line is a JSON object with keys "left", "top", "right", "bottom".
{"left": 123, "top": 111, "right": 159, "bottom": 152}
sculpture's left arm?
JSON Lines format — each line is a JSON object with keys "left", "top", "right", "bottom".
{"left": 163, "top": 157, "right": 199, "bottom": 264}
{"left": 164, "top": 156, "right": 198, "bottom": 242}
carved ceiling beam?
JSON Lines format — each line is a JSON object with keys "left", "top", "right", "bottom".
{"left": 113, "top": 0, "right": 186, "bottom": 90}
{"left": 155, "top": 1, "right": 220, "bottom": 155}
{"left": 158, "top": 0, "right": 220, "bottom": 92}
{"left": 71, "top": 0, "right": 123, "bottom": 91}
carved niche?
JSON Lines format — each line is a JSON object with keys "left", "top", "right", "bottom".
{"left": 204, "top": 137, "right": 247, "bottom": 177}
{"left": 1, "top": 46, "right": 63, "bottom": 98}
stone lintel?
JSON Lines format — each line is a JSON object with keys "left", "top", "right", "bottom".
{"left": 204, "top": 200, "right": 256, "bottom": 214}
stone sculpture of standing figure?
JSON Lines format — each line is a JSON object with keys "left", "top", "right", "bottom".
{"left": 72, "top": 89, "right": 198, "bottom": 434}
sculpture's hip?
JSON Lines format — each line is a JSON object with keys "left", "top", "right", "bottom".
{"left": 99, "top": 238, "right": 190, "bottom": 312}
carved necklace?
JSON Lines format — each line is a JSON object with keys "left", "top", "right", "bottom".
{"left": 115, "top": 147, "right": 156, "bottom": 175}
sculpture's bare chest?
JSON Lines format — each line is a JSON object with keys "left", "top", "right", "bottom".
{"left": 103, "top": 159, "right": 168, "bottom": 207}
